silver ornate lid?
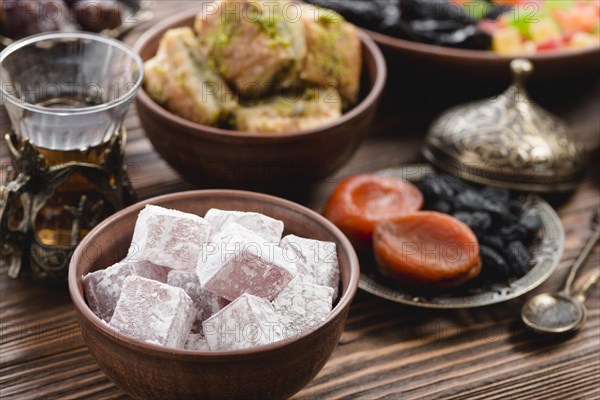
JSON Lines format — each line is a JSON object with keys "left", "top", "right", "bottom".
{"left": 423, "top": 59, "right": 587, "bottom": 192}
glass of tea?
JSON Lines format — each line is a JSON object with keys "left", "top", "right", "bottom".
{"left": 0, "top": 32, "right": 143, "bottom": 279}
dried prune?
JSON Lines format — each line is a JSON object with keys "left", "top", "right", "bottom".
{"left": 305, "top": 0, "right": 402, "bottom": 35}
{"left": 480, "top": 235, "right": 504, "bottom": 252}
{"left": 453, "top": 191, "right": 509, "bottom": 218}
{"left": 452, "top": 190, "right": 482, "bottom": 210}
{"left": 479, "top": 245, "right": 510, "bottom": 279}
{"left": 499, "top": 223, "right": 528, "bottom": 243}
{"left": 430, "top": 200, "right": 453, "bottom": 214}
{"left": 438, "top": 174, "right": 470, "bottom": 194}
{"left": 503, "top": 241, "right": 532, "bottom": 277}
{"left": 419, "top": 174, "right": 454, "bottom": 201}
{"left": 508, "top": 200, "right": 523, "bottom": 217}
{"left": 405, "top": 22, "right": 491, "bottom": 49}
{"left": 520, "top": 209, "right": 543, "bottom": 242}
{"left": 399, "top": 0, "right": 472, "bottom": 24}
{"left": 484, "top": 4, "right": 512, "bottom": 20}
{"left": 453, "top": 212, "right": 492, "bottom": 235}
{"left": 480, "top": 186, "right": 510, "bottom": 203}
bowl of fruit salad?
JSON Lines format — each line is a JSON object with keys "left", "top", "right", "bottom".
{"left": 134, "top": 2, "right": 386, "bottom": 190}
{"left": 306, "top": 0, "right": 600, "bottom": 82}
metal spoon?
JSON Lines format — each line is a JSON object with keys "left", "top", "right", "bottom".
{"left": 521, "top": 210, "right": 600, "bottom": 334}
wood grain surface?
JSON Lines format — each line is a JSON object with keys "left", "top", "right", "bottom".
{"left": 1, "top": 2, "right": 599, "bottom": 399}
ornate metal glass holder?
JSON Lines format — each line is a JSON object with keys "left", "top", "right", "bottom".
{"left": 1, "top": 130, "right": 136, "bottom": 283}
{"left": 0, "top": 32, "right": 144, "bottom": 284}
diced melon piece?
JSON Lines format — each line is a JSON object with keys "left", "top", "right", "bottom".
{"left": 523, "top": 40, "right": 538, "bottom": 54}
{"left": 530, "top": 18, "right": 562, "bottom": 44}
{"left": 492, "top": 26, "right": 524, "bottom": 54}
{"left": 569, "top": 31, "right": 600, "bottom": 49}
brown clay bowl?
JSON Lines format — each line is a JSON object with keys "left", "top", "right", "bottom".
{"left": 133, "top": 8, "right": 386, "bottom": 191}
{"left": 366, "top": 28, "right": 600, "bottom": 83}
{"left": 69, "top": 190, "right": 360, "bottom": 400}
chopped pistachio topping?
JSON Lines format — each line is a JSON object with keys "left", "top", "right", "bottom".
{"left": 318, "top": 9, "right": 343, "bottom": 25}
{"left": 154, "top": 65, "right": 166, "bottom": 76}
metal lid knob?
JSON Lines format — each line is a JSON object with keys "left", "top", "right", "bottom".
{"left": 422, "top": 59, "right": 587, "bottom": 193}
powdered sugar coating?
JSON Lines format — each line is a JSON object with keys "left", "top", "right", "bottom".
{"left": 280, "top": 235, "right": 340, "bottom": 299}
{"left": 205, "top": 209, "right": 284, "bottom": 243}
{"left": 198, "top": 223, "right": 296, "bottom": 301}
{"left": 109, "top": 276, "right": 196, "bottom": 349}
{"left": 83, "top": 260, "right": 168, "bottom": 322}
{"left": 272, "top": 280, "right": 334, "bottom": 338}
{"left": 83, "top": 262, "right": 136, "bottom": 322}
{"left": 203, "top": 293, "right": 282, "bottom": 351}
{"left": 167, "top": 270, "right": 229, "bottom": 333}
{"left": 130, "top": 260, "right": 170, "bottom": 283}
{"left": 129, "top": 205, "right": 212, "bottom": 270}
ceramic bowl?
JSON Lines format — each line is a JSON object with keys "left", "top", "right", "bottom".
{"left": 366, "top": 28, "right": 600, "bottom": 83}
{"left": 69, "top": 190, "right": 360, "bottom": 400}
{"left": 134, "top": 8, "right": 386, "bottom": 190}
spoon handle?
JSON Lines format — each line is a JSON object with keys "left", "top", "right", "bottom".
{"left": 563, "top": 210, "right": 600, "bottom": 295}
{"left": 575, "top": 270, "right": 600, "bottom": 303}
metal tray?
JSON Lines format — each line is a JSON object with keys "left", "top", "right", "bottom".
{"left": 358, "top": 164, "right": 564, "bottom": 309}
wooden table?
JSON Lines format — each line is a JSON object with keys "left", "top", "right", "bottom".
{"left": 1, "top": 2, "right": 599, "bottom": 399}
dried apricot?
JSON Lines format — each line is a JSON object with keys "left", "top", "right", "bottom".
{"left": 373, "top": 212, "right": 481, "bottom": 289}
{"left": 323, "top": 174, "right": 424, "bottom": 249}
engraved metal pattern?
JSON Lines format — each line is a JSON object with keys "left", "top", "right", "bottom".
{"left": 423, "top": 59, "right": 587, "bottom": 193}
{"left": 0, "top": 131, "right": 136, "bottom": 284}
{"left": 357, "top": 164, "right": 564, "bottom": 309}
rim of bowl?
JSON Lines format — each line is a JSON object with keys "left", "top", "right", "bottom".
{"left": 133, "top": 7, "right": 387, "bottom": 140}
{"left": 365, "top": 26, "right": 600, "bottom": 62}
{"left": 0, "top": 32, "right": 144, "bottom": 116}
{"left": 69, "top": 189, "right": 360, "bottom": 360}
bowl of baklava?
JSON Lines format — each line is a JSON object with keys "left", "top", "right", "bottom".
{"left": 134, "top": 1, "right": 386, "bottom": 189}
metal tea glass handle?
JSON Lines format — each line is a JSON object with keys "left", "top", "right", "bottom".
{"left": 563, "top": 210, "right": 600, "bottom": 296}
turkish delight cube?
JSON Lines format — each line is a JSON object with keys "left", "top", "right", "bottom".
{"left": 128, "top": 205, "right": 212, "bottom": 270}
{"left": 272, "top": 280, "right": 334, "bottom": 339}
{"left": 83, "top": 260, "right": 168, "bottom": 322}
{"left": 280, "top": 235, "right": 340, "bottom": 299}
{"left": 167, "top": 270, "right": 229, "bottom": 332}
{"left": 204, "top": 209, "right": 284, "bottom": 243}
{"left": 84, "top": 262, "right": 136, "bottom": 322}
{"left": 185, "top": 333, "right": 210, "bottom": 351}
{"left": 198, "top": 223, "right": 295, "bottom": 301}
{"left": 128, "top": 259, "right": 170, "bottom": 283}
{"left": 203, "top": 293, "right": 282, "bottom": 351}
{"left": 109, "top": 276, "right": 196, "bottom": 349}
